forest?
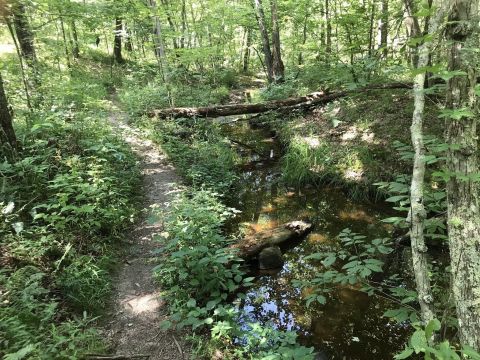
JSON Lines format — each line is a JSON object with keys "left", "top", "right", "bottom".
{"left": 1, "top": 0, "right": 480, "bottom": 358}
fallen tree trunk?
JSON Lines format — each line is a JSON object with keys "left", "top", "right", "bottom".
{"left": 148, "top": 82, "right": 412, "bottom": 119}
{"left": 232, "top": 220, "right": 313, "bottom": 259}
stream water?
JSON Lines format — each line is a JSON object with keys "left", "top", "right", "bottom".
{"left": 221, "top": 120, "right": 411, "bottom": 359}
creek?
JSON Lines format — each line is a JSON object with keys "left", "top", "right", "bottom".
{"left": 220, "top": 119, "right": 412, "bottom": 359}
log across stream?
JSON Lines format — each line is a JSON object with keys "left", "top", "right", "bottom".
{"left": 221, "top": 120, "right": 412, "bottom": 359}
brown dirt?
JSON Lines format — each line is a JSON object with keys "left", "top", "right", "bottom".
{"left": 100, "top": 97, "right": 190, "bottom": 359}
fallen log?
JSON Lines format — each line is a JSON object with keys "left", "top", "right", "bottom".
{"left": 148, "top": 82, "right": 412, "bottom": 119}
{"left": 232, "top": 220, "right": 313, "bottom": 259}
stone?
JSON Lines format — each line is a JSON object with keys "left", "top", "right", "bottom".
{"left": 258, "top": 246, "right": 284, "bottom": 270}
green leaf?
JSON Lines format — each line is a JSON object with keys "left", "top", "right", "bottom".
{"left": 394, "top": 348, "right": 414, "bottom": 359}
{"left": 439, "top": 108, "right": 475, "bottom": 120}
{"left": 4, "top": 345, "right": 36, "bottom": 360}
{"left": 462, "top": 345, "right": 480, "bottom": 359}
{"left": 160, "top": 320, "right": 172, "bottom": 330}
{"left": 386, "top": 195, "right": 409, "bottom": 203}
{"left": 425, "top": 319, "right": 441, "bottom": 340}
{"left": 186, "top": 298, "right": 196, "bottom": 308}
{"left": 410, "top": 330, "right": 427, "bottom": 353}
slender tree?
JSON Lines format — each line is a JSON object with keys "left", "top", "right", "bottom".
{"left": 379, "top": 0, "right": 388, "bottom": 58}
{"left": 444, "top": 0, "right": 480, "bottom": 350}
{"left": 253, "top": 0, "right": 273, "bottom": 83}
{"left": 406, "top": 0, "right": 444, "bottom": 327}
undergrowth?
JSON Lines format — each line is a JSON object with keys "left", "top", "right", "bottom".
{"left": 144, "top": 118, "right": 239, "bottom": 193}
{"left": 1, "top": 56, "right": 140, "bottom": 358}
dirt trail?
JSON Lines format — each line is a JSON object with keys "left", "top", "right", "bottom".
{"left": 101, "top": 97, "right": 189, "bottom": 359}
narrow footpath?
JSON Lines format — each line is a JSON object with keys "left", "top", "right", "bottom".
{"left": 100, "top": 95, "right": 189, "bottom": 359}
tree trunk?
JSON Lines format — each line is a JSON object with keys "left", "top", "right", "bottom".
{"left": 148, "top": 82, "right": 412, "bottom": 118}
{"left": 59, "top": 18, "right": 71, "bottom": 68}
{"left": 445, "top": 0, "right": 480, "bottom": 350}
{"left": 243, "top": 27, "right": 251, "bottom": 73}
{"left": 0, "top": 72, "right": 18, "bottom": 153}
{"left": 367, "top": 1, "right": 375, "bottom": 58}
{"left": 160, "top": 0, "right": 179, "bottom": 49}
{"left": 407, "top": 0, "right": 444, "bottom": 327}
{"left": 270, "top": 0, "right": 284, "bottom": 82}
{"left": 149, "top": 0, "right": 167, "bottom": 79}
{"left": 403, "top": 0, "right": 421, "bottom": 67}
{"left": 113, "top": 17, "right": 124, "bottom": 64}
{"left": 180, "top": 0, "right": 187, "bottom": 48}
{"left": 253, "top": 0, "right": 274, "bottom": 83}
{"left": 379, "top": 0, "right": 388, "bottom": 58}
{"left": 70, "top": 20, "right": 80, "bottom": 59}
{"left": 11, "top": 1, "right": 36, "bottom": 65}
{"left": 298, "top": 12, "right": 308, "bottom": 65}
{"left": 325, "top": 0, "right": 332, "bottom": 63}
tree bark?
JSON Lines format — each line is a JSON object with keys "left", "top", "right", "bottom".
{"left": 407, "top": 0, "right": 444, "bottom": 327}
{"left": 149, "top": 0, "right": 167, "bottom": 80}
{"left": 148, "top": 82, "right": 412, "bottom": 118}
{"left": 71, "top": 20, "right": 80, "bottom": 59}
{"left": 0, "top": 72, "right": 18, "bottom": 153}
{"left": 368, "top": 1, "right": 375, "bottom": 58}
{"left": 270, "top": 0, "right": 284, "bottom": 82}
{"left": 243, "top": 27, "right": 252, "bottom": 73}
{"left": 11, "top": 1, "right": 36, "bottom": 65}
{"left": 403, "top": 0, "right": 421, "bottom": 67}
{"left": 325, "top": 0, "right": 332, "bottom": 62}
{"left": 445, "top": 0, "right": 480, "bottom": 350}
{"left": 253, "top": 0, "right": 274, "bottom": 83}
{"left": 113, "top": 17, "right": 124, "bottom": 64}
{"left": 379, "top": 0, "right": 388, "bottom": 58}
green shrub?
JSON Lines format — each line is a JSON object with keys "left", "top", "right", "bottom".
{"left": 57, "top": 255, "right": 112, "bottom": 311}
{"left": 0, "top": 267, "right": 103, "bottom": 359}
{"left": 154, "top": 190, "right": 247, "bottom": 326}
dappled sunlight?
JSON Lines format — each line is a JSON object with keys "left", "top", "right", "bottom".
{"left": 307, "top": 232, "right": 330, "bottom": 244}
{"left": 123, "top": 293, "right": 163, "bottom": 315}
{"left": 338, "top": 209, "right": 375, "bottom": 223}
{"left": 302, "top": 136, "right": 321, "bottom": 148}
{"left": 261, "top": 203, "right": 276, "bottom": 213}
{"left": 244, "top": 219, "right": 280, "bottom": 234}
{"left": 341, "top": 125, "right": 359, "bottom": 141}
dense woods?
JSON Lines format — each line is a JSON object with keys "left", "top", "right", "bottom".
{"left": 1, "top": 0, "right": 480, "bottom": 359}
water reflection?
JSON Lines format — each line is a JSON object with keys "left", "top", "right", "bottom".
{"left": 222, "top": 121, "right": 410, "bottom": 359}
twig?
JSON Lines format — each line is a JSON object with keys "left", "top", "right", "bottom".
{"left": 172, "top": 335, "right": 184, "bottom": 360}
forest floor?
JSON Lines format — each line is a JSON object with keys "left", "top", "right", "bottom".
{"left": 99, "top": 94, "right": 190, "bottom": 359}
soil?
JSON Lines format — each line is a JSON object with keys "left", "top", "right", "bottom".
{"left": 100, "top": 95, "right": 190, "bottom": 359}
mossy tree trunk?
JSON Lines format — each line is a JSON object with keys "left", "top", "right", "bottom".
{"left": 445, "top": 0, "right": 480, "bottom": 350}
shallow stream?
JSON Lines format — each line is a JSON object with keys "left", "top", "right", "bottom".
{"left": 221, "top": 120, "right": 411, "bottom": 359}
